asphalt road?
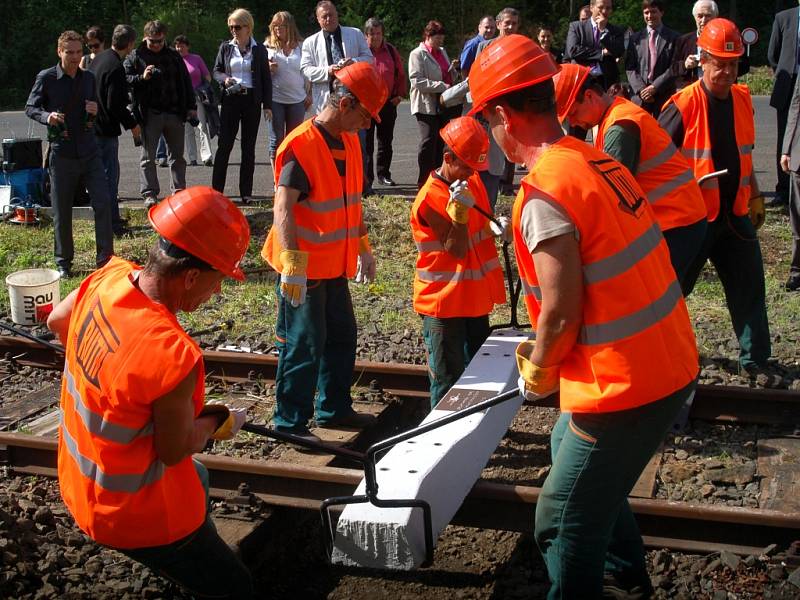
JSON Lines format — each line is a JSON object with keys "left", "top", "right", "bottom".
{"left": 0, "top": 96, "right": 783, "bottom": 204}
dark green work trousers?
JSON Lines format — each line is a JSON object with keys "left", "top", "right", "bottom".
{"left": 682, "top": 214, "right": 771, "bottom": 369}
{"left": 421, "top": 315, "right": 490, "bottom": 408}
{"left": 273, "top": 278, "right": 357, "bottom": 432}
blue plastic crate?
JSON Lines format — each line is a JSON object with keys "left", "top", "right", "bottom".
{"left": 2, "top": 168, "right": 46, "bottom": 204}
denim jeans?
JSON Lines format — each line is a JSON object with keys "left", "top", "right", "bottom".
{"left": 273, "top": 277, "right": 357, "bottom": 431}
{"left": 268, "top": 101, "right": 306, "bottom": 159}
{"left": 116, "top": 460, "right": 253, "bottom": 599}
{"left": 534, "top": 379, "right": 695, "bottom": 599}
{"left": 421, "top": 315, "right": 490, "bottom": 408}
{"left": 94, "top": 136, "right": 124, "bottom": 229}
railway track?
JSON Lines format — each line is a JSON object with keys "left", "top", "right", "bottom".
{"left": 2, "top": 334, "right": 800, "bottom": 425}
{"left": 2, "top": 430, "right": 799, "bottom": 558}
{"left": 2, "top": 333, "right": 800, "bottom": 562}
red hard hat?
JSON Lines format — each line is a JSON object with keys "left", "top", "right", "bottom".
{"left": 554, "top": 63, "right": 591, "bottom": 122}
{"left": 334, "top": 61, "right": 389, "bottom": 122}
{"left": 468, "top": 34, "right": 560, "bottom": 116}
{"left": 697, "top": 18, "right": 744, "bottom": 58}
{"left": 440, "top": 117, "right": 489, "bottom": 171}
{"left": 148, "top": 186, "right": 250, "bottom": 281}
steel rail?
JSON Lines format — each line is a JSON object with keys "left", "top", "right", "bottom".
{"left": 2, "top": 335, "right": 799, "bottom": 425}
{"left": 1, "top": 432, "right": 797, "bottom": 557}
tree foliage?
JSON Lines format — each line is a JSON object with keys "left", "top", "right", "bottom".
{"left": 0, "top": 0, "right": 793, "bottom": 109}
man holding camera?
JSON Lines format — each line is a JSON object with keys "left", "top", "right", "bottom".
{"left": 26, "top": 30, "right": 114, "bottom": 279}
{"left": 124, "top": 20, "right": 196, "bottom": 207}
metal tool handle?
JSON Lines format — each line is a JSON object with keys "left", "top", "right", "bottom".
{"left": 696, "top": 169, "right": 728, "bottom": 186}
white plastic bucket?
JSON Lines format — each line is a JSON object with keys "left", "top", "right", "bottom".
{"left": 6, "top": 268, "right": 61, "bottom": 325}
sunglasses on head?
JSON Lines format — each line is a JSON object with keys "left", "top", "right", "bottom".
{"left": 88, "top": 42, "right": 101, "bottom": 50}
{"left": 229, "top": 24, "right": 244, "bottom": 31}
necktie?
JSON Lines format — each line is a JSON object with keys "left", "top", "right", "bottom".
{"left": 648, "top": 29, "right": 657, "bottom": 81}
{"left": 594, "top": 26, "right": 600, "bottom": 48}
{"left": 330, "top": 33, "right": 344, "bottom": 64}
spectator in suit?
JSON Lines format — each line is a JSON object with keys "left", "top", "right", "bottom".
{"left": 579, "top": 5, "right": 592, "bottom": 21}
{"left": 565, "top": 0, "right": 625, "bottom": 91}
{"left": 301, "top": 1, "right": 373, "bottom": 117}
{"left": 780, "top": 75, "right": 800, "bottom": 291}
{"left": 460, "top": 16, "right": 496, "bottom": 76}
{"left": 89, "top": 24, "right": 141, "bottom": 238}
{"left": 625, "top": 0, "right": 678, "bottom": 118}
{"left": 769, "top": 4, "right": 800, "bottom": 208}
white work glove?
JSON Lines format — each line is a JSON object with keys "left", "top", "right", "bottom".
{"left": 199, "top": 404, "right": 248, "bottom": 440}
{"left": 355, "top": 235, "right": 376, "bottom": 284}
{"left": 490, "top": 216, "right": 513, "bottom": 243}
{"left": 446, "top": 179, "right": 475, "bottom": 224}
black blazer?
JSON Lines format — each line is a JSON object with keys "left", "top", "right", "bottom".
{"left": 565, "top": 19, "right": 625, "bottom": 89}
{"left": 671, "top": 31, "right": 751, "bottom": 93}
{"left": 89, "top": 48, "right": 137, "bottom": 137}
{"left": 769, "top": 7, "right": 800, "bottom": 110}
{"left": 625, "top": 26, "right": 679, "bottom": 114}
{"left": 213, "top": 40, "right": 272, "bottom": 110}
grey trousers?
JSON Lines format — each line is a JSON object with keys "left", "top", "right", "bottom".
{"left": 49, "top": 151, "right": 113, "bottom": 269}
{"left": 790, "top": 172, "right": 800, "bottom": 276}
{"left": 140, "top": 110, "right": 186, "bottom": 197}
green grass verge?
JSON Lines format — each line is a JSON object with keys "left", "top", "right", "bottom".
{"left": 740, "top": 66, "right": 774, "bottom": 97}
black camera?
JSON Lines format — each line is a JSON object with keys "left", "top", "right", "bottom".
{"left": 150, "top": 67, "right": 162, "bottom": 77}
{"left": 224, "top": 82, "right": 243, "bottom": 96}
{"left": 188, "top": 115, "right": 200, "bottom": 127}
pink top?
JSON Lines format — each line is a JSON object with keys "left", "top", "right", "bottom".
{"left": 182, "top": 53, "right": 210, "bottom": 89}
{"left": 423, "top": 42, "right": 451, "bottom": 85}
{"left": 371, "top": 43, "right": 407, "bottom": 98}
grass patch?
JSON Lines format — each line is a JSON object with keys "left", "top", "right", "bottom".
{"left": 740, "top": 66, "right": 774, "bottom": 96}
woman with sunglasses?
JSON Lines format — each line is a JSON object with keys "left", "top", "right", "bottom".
{"left": 80, "top": 26, "right": 105, "bottom": 70}
{"left": 212, "top": 8, "right": 272, "bottom": 203}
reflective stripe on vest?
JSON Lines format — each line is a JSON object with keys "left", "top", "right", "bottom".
{"left": 511, "top": 136, "right": 698, "bottom": 414}
{"left": 61, "top": 414, "right": 165, "bottom": 493}
{"left": 595, "top": 97, "right": 706, "bottom": 231}
{"left": 666, "top": 81, "right": 754, "bottom": 221}
{"left": 410, "top": 172, "right": 506, "bottom": 318}
{"left": 262, "top": 119, "right": 363, "bottom": 279}
{"left": 64, "top": 365, "right": 153, "bottom": 443}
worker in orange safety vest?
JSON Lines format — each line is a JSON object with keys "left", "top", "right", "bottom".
{"left": 261, "top": 61, "right": 387, "bottom": 442}
{"left": 659, "top": 18, "right": 771, "bottom": 372}
{"left": 47, "top": 186, "right": 254, "bottom": 599}
{"left": 410, "top": 116, "right": 507, "bottom": 407}
{"left": 469, "top": 34, "right": 699, "bottom": 599}
{"left": 554, "top": 62, "right": 708, "bottom": 288}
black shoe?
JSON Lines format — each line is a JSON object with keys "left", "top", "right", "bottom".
{"left": 143, "top": 195, "right": 158, "bottom": 208}
{"left": 362, "top": 187, "right": 376, "bottom": 198}
{"left": 189, "top": 160, "right": 198, "bottom": 167}
{"left": 786, "top": 276, "right": 800, "bottom": 292}
{"left": 156, "top": 158, "right": 168, "bottom": 168}
{"left": 113, "top": 226, "right": 132, "bottom": 239}
{"left": 767, "top": 193, "right": 789, "bottom": 208}
{"left": 203, "top": 158, "right": 213, "bottom": 167}
{"left": 57, "top": 266, "right": 72, "bottom": 279}
{"left": 377, "top": 176, "right": 396, "bottom": 186}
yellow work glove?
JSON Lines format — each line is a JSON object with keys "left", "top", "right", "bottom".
{"left": 446, "top": 179, "right": 474, "bottom": 224}
{"left": 515, "top": 340, "right": 560, "bottom": 401}
{"left": 749, "top": 195, "right": 765, "bottom": 230}
{"left": 355, "top": 235, "right": 376, "bottom": 284}
{"left": 198, "top": 403, "right": 247, "bottom": 440}
{"left": 279, "top": 249, "right": 309, "bottom": 307}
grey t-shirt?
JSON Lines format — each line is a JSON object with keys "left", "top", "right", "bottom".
{"left": 519, "top": 195, "right": 580, "bottom": 252}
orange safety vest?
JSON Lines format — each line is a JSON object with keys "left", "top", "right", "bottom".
{"left": 410, "top": 172, "right": 506, "bottom": 317}
{"left": 596, "top": 96, "right": 707, "bottom": 232}
{"left": 58, "top": 257, "right": 206, "bottom": 549}
{"left": 663, "top": 81, "right": 754, "bottom": 222}
{"left": 512, "top": 136, "right": 698, "bottom": 413}
{"left": 262, "top": 118, "right": 363, "bottom": 279}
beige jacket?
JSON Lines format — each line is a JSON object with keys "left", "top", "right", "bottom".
{"left": 408, "top": 43, "right": 459, "bottom": 116}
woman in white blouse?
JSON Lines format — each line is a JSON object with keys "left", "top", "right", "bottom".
{"left": 264, "top": 11, "right": 310, "bottom": 170}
